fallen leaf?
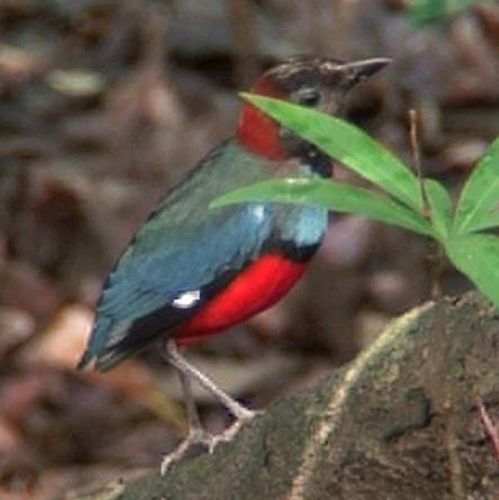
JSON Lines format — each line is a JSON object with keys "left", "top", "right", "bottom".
{"left": 16, "top": 305, "right": 93, "bottom": 371}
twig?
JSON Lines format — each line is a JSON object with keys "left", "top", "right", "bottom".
{"left": 477, "top": 399, "right": 499, "bottom": 462}
{"left": 409, "top": 109, "right": 443, "bottom": 299}
{"left": 409, "top": 109, "right": 431, "bottom": 220}
{"left": 227, "top": 0, "right": 260, "bottom": 88}
{"left": 332, "top": 0, "right": 360, "bottom": 57}
{"left": 410, "top": 109, "right": 466, "bottom": 498}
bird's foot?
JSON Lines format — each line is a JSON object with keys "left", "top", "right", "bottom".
{"left": 160, "top": 409, "right": 263, "bottom": 475}
{"left": 206, "top": 409, "right": 262, "bottom": 453}
{"left": 160, "top": 427, "right": 214, "bottom": 475}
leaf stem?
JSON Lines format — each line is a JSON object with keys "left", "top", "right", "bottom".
{"left": 409, "top": 109, "right": 431, "bottom": 221}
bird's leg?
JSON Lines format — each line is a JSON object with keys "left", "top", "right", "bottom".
{"left": 162, "top": 339, "right": 260, "bottom": 458}
{"left": 160, "top": 366, "right": 215, "bottom": 474}
{"left": 165, "top": 339, "right": 256, "bottom": 422}
{"left": 179, "top": 368, "right": 203, "bottom": 433}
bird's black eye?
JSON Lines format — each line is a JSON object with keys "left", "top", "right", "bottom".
{"left": 297, "top": 90, "right": 321, "bottom": 107}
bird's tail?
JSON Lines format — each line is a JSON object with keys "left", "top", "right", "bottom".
{"left": 77, "top": 316, "right": 159, "bottom": 372}
{"left": 77, "top": 316, "right": 114, "bottom": 371}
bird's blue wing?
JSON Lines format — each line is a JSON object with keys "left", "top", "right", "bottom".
{"left": 78, "top": 139, "right": 279, "bottom": 370}
{"left": 99, "top": 207, "right": 265, "bottom": 312}
{"left": 79, "top": 202, "right": 273, "bottom": 370}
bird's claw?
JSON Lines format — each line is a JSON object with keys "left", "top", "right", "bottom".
{"left": 160, "top": 428, "right": 213, "bottom": 475}
{"left": 205, "top": 409, "right": 262, "bottom": 453}
{"left": 160, "top": 410, "right": 262, "bottom": 475}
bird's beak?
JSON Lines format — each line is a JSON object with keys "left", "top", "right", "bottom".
{"left": 336, "top": 57, "right": 391, "bottom": 90}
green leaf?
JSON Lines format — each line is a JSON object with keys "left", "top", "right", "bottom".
{"left": 212, "top": 178, "right": 433, "bottom": 237}
{"left": 241, "top": 94, "right": 424, "bottom": 213}
{"left": 446, "top": 233, "right": 499, "bottom": 308}
{"left": 454, "top": 137, "right": 499, "bottom": 234}
{"left": 424, "top": 179, "right": 454, "bottom": 241}
{"left": 408, "top": 0, "right": 477, "bottom": 26}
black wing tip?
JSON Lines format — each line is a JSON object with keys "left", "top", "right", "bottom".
{"left": 79, "top": 346, "right": 130, "bottom": 372}
{"left": 94, "top": 354, "right": 120, "bottom": 372}
{"left": 76, "top": 350, "right": 95, "bottom": 371}
{"left": 76, "top": 351, "right": 118, "bottom": 372}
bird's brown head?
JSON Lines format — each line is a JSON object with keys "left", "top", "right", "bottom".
{"left": 237, "top": 56, "right": 390, "bottom": 162}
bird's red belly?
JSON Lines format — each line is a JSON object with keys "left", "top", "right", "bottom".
{"left": 176, "top": 254, "right": 307, "bottom": 345}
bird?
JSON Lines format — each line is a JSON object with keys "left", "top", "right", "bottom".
{"left": 78, "top": 55, "right": 390, "bottom": 472}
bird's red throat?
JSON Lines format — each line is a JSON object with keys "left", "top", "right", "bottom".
{"left": 236, "top": 77, "right": 288, "bottom": 161}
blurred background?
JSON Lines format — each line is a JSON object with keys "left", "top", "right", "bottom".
{"left": 0, "top": 0, "right": 497, "bottom": 498}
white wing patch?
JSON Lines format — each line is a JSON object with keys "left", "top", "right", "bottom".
{"left": 251, "top": 204, "right": 265, "bottom": 222}
{"left": 172, "top": 290, "right": 201, "bottom": 309}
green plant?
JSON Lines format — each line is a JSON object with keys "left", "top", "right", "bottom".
{"left": 408, "top": 0, "right": 480, "bottom": 26}
{"left": 212, "top": 94, "right": 499, "bottom": 308}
